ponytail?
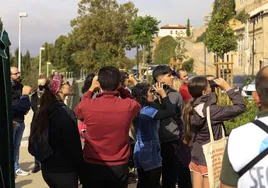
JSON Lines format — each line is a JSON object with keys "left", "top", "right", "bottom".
{"left": 183, "top": 98, "right": 195, "bottom": 143}
{"left": 29, "top": 83, "right": 59, "bottom": 143}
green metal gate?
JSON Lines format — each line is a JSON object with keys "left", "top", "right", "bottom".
{"left": 0, "top": 29, "right": 15, "bottom": 188}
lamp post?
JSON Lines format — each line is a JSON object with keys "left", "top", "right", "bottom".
{"left": 39, "top": 47, "right": 45, "bottom": 75}
{"left": 46, "top": 62, "right": 51, "bottom": 77}
{"left": 18, "top": 12, "right": 28, "bottom": 73}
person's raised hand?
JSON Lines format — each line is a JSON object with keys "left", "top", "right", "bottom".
{"left": 22, "top": 86, "right": 32, "bottom": 95}
{"left": 213, "top": 78, "right": 231, "bottom": 91}
{"left": 152, "top": 82, "right": 167, "bottom": 98}
{"left": 89, "top": 76, "right": 100, "bottom": 92}
{"left": 128, "top": 74, "right": 137, "bottom": 86}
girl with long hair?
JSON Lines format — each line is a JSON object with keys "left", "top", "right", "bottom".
{"left": 29, "top": 73, "right": 83, "bottom": 188}
{"left": 183, "top": 76, "right": 246, "bottom": 188}
{"left": 132, "top": 82, "right": 176, "bottom": 188}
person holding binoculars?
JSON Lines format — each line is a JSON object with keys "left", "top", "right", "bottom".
{"left": 131, "top": 82, "right": 177, "bottom": 188}
{"left": 183, "top": 76, "right": 246, "bottom": 188}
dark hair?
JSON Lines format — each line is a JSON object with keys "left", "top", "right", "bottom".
{"left": 38, "top": 74, "right": 47, "bottom": 80}
{"left": 81, "top": 73, "right": 95, "bottom": 94}
{"left": 29, "top": 79, "right": 60, "bottom": 143}
{"left": 256, "top": 66, "right": 268, "bottom": 107}
{"left": 152, "top": 65, "right": 172, "bottom": 82}
{"left": 177, "top": 69, "right": 186, "bottom": 79}
{"left": 98, "top": 66, "right": 120, "bottom": 91}
{"left": 120, "top": 71, "right": 129, "bottom": 87}
{"left": 132, "top": 83, "right": 151, "bottom": 107}
{"left": 183, "top": 76, "right": 208, "bottom": 143}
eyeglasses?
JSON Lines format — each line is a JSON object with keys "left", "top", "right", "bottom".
{"left": 11, "top": 72, "right": 20, "bottom": 75}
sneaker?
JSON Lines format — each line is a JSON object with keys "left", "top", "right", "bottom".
{"left": 15, "top": 169, "right": 30, "bottom": 176}
{"left": 31, "top": 163, "right": 41, "bottom": 173}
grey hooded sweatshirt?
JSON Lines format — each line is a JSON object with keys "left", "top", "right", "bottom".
{"left": 190, "top": 88, "right": 246, "bottom": 166}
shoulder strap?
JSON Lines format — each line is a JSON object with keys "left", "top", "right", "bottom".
{"left": 238, "top": 120, "right": 268, "bottom": 177}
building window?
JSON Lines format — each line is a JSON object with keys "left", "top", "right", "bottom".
{"left": 170, "top": 30, "right": 173, "bottom": 34}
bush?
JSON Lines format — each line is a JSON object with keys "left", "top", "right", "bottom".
{"left": 195, "top": 32, "right": 206, "bottom": 43}
{"left": 224, "top": 99, "right": 258, "bottom": 135}
{"left": 183, "top": 58, "right": 194, "bottom": 73}
{"left": 235, "top": 9, "right": 249, "bottom": 23}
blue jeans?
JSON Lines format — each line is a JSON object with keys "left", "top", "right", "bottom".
{"left": 13, "top": 121, "right": 25, "bottom": 171}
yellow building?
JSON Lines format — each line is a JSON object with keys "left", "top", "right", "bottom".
{"left": 234, "top": 0, "right": 268, "bottom": 74}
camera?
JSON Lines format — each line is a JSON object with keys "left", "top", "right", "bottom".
{"left": 208, "top": 77, "right": 219, "bottom": 90}
{"left": 150, "top": 82, "right": 170, "bottom": 93}
{"left": 209, "top": 80, "right": 218, "bottom": 88}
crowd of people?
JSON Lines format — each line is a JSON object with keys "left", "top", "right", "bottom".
{"left": 10, "top": 64, "right": 268, "bottom": 188}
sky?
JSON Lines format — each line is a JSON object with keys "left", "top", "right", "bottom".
{"left": 1, "top": 0, "right": 213, "bottom": 58}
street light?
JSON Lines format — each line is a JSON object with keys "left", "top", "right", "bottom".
{"left": 46, "top": 62, "right": 51, "bottom": 77}
{"left": 18, "top": 12, "right": 28, "bottom": 73}
{"left": 39, "top": 47, "right": 45, "bottom": 75}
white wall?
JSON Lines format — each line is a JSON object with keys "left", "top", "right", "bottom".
{"left": 158, "top": 29, "right": 187, "bottom": 38}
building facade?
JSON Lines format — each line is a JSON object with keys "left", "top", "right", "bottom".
{"left": 158, "top": 24, "right": 187, "bottom": 38}
{"left": 234, "top": 0, "right": 268, "bottom": 74}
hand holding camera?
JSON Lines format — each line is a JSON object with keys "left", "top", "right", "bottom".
{"left": 89, "top": 76, "right": 100, "bottom": 92}
{"left": 208, "top": 77, "right": 231, "bottom": 91}
{"left": 213, "top": 78, "right": 231, "bottom": 91}
{"left": 151, "top": 82, "right": 167, "bottom": 98}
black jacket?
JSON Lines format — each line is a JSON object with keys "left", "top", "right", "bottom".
{"left": 11, "top": 81, "right": 23, "bottom": 105}
{"left": 12, "top": 81, "right": 30, "bottom": 122}
{"left": 12, "top": 95, "right": 31, "bottom": 122}
{"left": 31, "top": 92, "right": 40, "bottom": 121}
{"left": 152, "top": 88, "right": 184, "bottom": 143}
{"left": 41, "top": 100, "right": 84, "bottom": 173}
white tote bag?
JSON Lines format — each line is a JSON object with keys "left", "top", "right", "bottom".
{"left": 202, "top": 106, "right": 228, "bottom": 188}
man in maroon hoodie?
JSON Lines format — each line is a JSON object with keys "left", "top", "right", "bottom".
{"left": 75, "top": 66, "right": 141, "bottom": 188}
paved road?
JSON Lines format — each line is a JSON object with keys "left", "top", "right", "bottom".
{"left": 16, "top": 110, "right": 137, "bottom": 188}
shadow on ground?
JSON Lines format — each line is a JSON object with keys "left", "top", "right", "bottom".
{"left": 15, "top": 180, "right": 32, "bottom": 188}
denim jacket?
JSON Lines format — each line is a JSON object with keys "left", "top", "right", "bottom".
{"left": 133, "top": 106, "right": 162, "bottom": 171}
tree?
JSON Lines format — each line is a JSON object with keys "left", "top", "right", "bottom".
{"left": 212, "top": 0, "right": 220, "bottom": 16}
{"left": 205, "top": 0, "right": 237, "bottom": 60}
{"left": 186, "top": 18, "right": 191, "bottom": 37}
{"left": 153, "top": 36, "right": 177, "bottom": 65}
{"left": 212, "top": 0, "right": 235, "bottom": 19}
{"left": 129, "top": 15, "right": 159, "bottom": 80}
{"left": 128, "top": 15, "right": 160, "bottom": 50}
{"left": 10, "top": 48, "right": 19, "bottom": 68}
{"left": 195, "top": 32, "right": 206, "bottom": 43}
{"left": 183, "top": 58, "right": 194, "bottom": 73}
{"left": 21, "top": 50, "right": 31, "bottom": 77}
{"left": 175, "top": 33, "right": 187, "bottom": 64}
{"left": 70, "top": 0, "right": 138, "bottom": 72}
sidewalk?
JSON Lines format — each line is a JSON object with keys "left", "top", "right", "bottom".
{"left": 15, "top": 111, "right": 136, "bottom": 188}
{"left": 15, "top": 110, "right": 47, "bottom": 188}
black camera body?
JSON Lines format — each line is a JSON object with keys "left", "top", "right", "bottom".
{"left": 208, "top": 77, "right": 219, "bottom": 89}
{"left": 150, "top": 82, "right": 170, "bottom": 93}
{"left": 209, "top": 80, "right": 218, "bottom": 88}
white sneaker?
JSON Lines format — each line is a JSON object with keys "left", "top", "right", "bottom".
{"left": 15, "top": 169, "right": 30, "bottom": 176}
